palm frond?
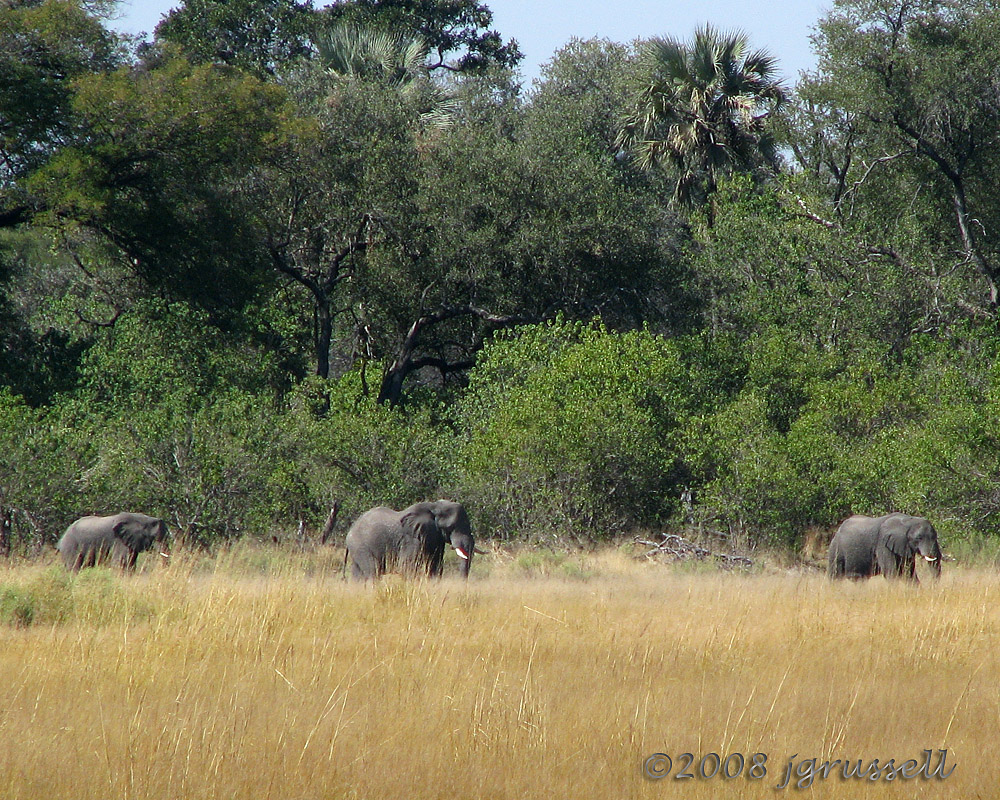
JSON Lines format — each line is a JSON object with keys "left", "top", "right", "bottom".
{"left": 620, "top": 25, "right": 789, "bottom": 204}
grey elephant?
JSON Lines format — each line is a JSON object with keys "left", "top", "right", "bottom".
{"left": 344, "top": 500, "right": 474, "bottom": 580}
{"left": 828, "top": 513, "right": 942, "bottom": 581}
{"left": 57, "top": 512, "right": 169, "bottom": 571}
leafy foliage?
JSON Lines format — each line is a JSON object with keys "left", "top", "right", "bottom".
{"left": 153, "top": 0, "right": 316, "bottom": 77}
{"left": 320, "top": 0, "right": 521, "bottom": 72}
{"left": 7, "top": 0, "right": 1000, "bottom": 556}
{"left": 456, "top": 320, "right": 695, "bottom": 540}
{"left": 798, "top": 0, "right": 1000, "bottom": 309}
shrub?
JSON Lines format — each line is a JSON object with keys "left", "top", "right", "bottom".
{"left": 274, "top": 373, "right": 453, "bottom": 534}
{"left": 456, "top": 320, "right": 695, "bottom": 540}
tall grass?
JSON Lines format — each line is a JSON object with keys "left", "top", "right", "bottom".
{"left": 0, "top": 548, "right": 993, "bottom": 798}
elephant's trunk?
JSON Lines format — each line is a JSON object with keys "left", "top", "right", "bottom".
{"left": 450, "top": 532, "right": 474, "bottom": 579}
{"left": 920, "top": 544, "right": 942, "bottom": 578}
{"left": 454, "top": 545, "right": 472, "bottom": 578}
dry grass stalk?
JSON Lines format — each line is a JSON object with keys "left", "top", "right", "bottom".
{"left": 0, "top": 548, "right": 993, "bottom": 798}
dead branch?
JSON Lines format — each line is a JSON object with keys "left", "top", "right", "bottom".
{"left": 320, "top": 502, "right": 340, "bottom": 545}
{"left": 636, "top": 532, "right": 753, "bottom": 570}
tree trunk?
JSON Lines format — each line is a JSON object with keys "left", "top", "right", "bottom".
{"left": 951, "top": 181, "right": 999, "bottom": 307}
{"left": 377, "top": 304, "right": 530, "bottom": 405}
{"left": 320, "top": 502, "right": 340, "bottom": 545}
{"left": 0, "top": 506, "right": 11, "bottom": 558}
{"left": 315, "top": 293, "right": 332, "bottom": 379}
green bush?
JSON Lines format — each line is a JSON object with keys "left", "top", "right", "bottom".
{"left": 687, "top": 328, "right": 1000, "bottom": 548}
{"left": 274, "top": 372, "right": 453, "bottom": 532}
{"left": 0, "top": 567, "right": 76, "bottom": 627}
{"left": 52, "top": 300, "right": 289, "bottom": 540}
{"left": 456, "top": 320, "right": 695, "bottom": 540}
{"left": 0, "top": 586, "right": 35, "bottom": 627}
{"left": 0, "top": 390, "right": 93, "bottom": 551}
{"left": 686, "top": 336, "right": 921, "bottom": 545}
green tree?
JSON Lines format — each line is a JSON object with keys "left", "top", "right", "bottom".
{"left": 0, "top": 0, "right": 123, "bottom": 227}
{"left": 804, "top": 0, "right": 1000, "bottom": 308}
{"left": 249, "top": 49, "right": 425, "bottom": 381}
{"left": 689, "top": 176, "right": 938, "bottom": 360}
{"left": 313, "top": 20, "right": 457, "bottom": 126}
{"left": 368, "top": 42, "right": 690, "bottom": 405}
{"left": 0, "top": 229, "right": 91, "bottom": 404}
{"left": 26, "top": 53, "right": 296, "bottom": 314}
{"left": 153, "top": 0, "right": 316, "bottom": 78}
{"left": 619, "top": 25, "right": 788, "bottom": 207}
{"left": 519, "top": 38, "right": 690, "bottom": 331}
{"left": 320, "top": 0, "right": 521, "bottom": 73}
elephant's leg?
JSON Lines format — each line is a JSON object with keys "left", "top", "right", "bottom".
{"left": 828, "top": 544, "right": 843, "bottom": 578}
{"left": 426, "top": 541, "right": 445, "bottom": 577}
{"left": 397, "top": 536, "right": 431, "bottom": 577}
{"left": 350, "top": 551, "right": 379, "bottom": 581}
{"left": 874, "top": 548, "right": 897, "bottom": 577}
{"left": 113, "top": 540, "right": 137, "bottom": 570}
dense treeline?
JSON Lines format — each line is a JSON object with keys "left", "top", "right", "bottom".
{"left": 2, "top": 0, "right": 1000, "bottom": 553}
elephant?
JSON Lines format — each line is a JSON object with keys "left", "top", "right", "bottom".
{"left": 828, "top": 513, "right": 942, "bottom": 581}
{"left": 344, "top": 500, "right": 475, "bottom": 580}
{"left": 56, "top": 512, "right": 169, "bottom": 572}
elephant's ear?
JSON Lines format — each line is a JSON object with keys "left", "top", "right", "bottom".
{"left": 879, "top": 516, "right": 911, "bottom": 558}
{"left": 400, "top": 510, "right": 436, "bottom": 540}
{"left": 115, "top": 518, "right": 153, "bottom": 552}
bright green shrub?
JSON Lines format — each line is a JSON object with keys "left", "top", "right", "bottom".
{"left": 456, "top": 320, "right": 695, "bottom": 540}
{"left": 687, "top": 335, "right": 922, "bottom": 545}
{"left": 274, "top": 372, "right": 453, "bottom": 531}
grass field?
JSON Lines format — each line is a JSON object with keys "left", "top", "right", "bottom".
{"left": 0, "top": 546, "right": 993, "bottom": 799}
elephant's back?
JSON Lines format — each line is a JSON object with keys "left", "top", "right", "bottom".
{"left": 59, "top": 514, "right": 120, "bottom": 549}
{"left": 348, "top": 506, "right": 395, "bottom": 526}
{"left": 346, "top": 506, "right": 397, "bottom": 542}
{"left": 56, "top": 516, "right": 92, "bottom": 549}
{"left": 836, "top": 514, "right": 876, "bottom": 531}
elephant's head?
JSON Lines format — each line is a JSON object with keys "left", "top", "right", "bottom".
{"left": 880, "top": 514, "right": 942, "bottom": 578}
{"left": 115, "top": 514, "right": 170, "bottom": 557}
{"left": 430, "top": 500, "right": 474, "bottom": 578}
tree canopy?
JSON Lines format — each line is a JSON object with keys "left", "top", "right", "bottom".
{"left": 3, "top": 0, "right": 1000, "bottom": 553}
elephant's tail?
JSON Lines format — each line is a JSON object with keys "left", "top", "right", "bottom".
{"left": 342, "top": 545, "right": 349, "bottom": 581}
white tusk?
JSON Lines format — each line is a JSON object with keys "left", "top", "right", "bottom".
{"left": 455, "top": 547, "right": 469, "bottom": 560}
{"left": 160, "top": 552, "right": 170, "bottom": 558}
{"left": 924, "top": 555, "right": 939, "bottom": 562}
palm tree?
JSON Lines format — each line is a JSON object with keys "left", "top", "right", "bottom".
{"left": 313, "top": 22, "right": 456, "bottom": 129}
{"left": 619, "top": 25, "right": 788, "bottom": 206}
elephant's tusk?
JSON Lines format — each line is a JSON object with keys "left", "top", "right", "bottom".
{"left": 924, "top": 555, "right": 939, "bottom": 562}
{"left": 455, "top": 547, "right": 470, "bottom": 560}
{"left": 160, "top": 552, "right": 170, "bottom": 558}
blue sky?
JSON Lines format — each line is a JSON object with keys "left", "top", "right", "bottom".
{"left": 111, "top": 0, "right": 829, "bottom": 87}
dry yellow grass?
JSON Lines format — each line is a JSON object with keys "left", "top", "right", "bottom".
{"left": 0, "top": 547, "right": 995, "bottom": 799}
